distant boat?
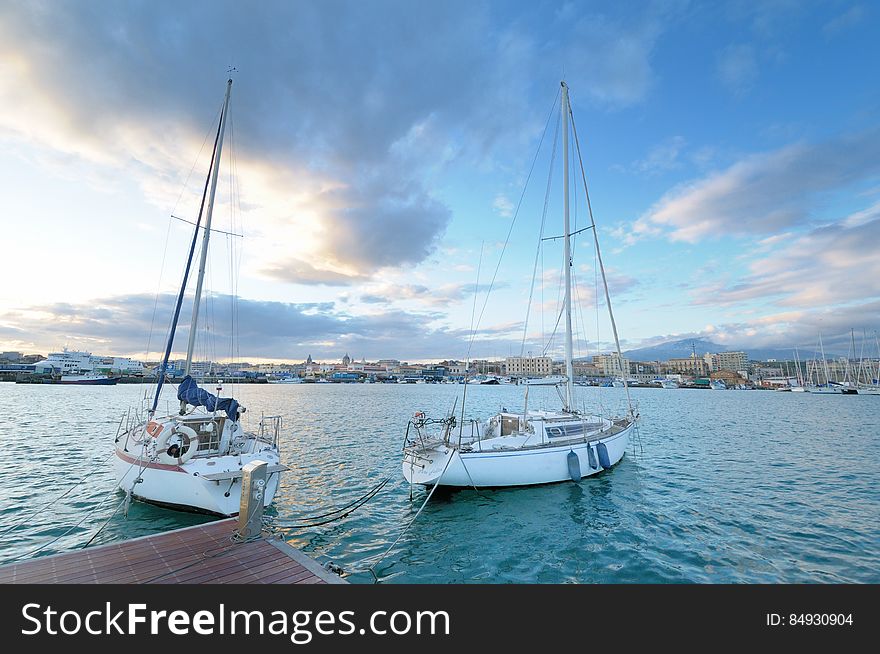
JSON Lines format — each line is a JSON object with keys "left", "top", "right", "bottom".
{"left": 709, "top": 379, "right": 727, "bottom": 390}
{"left": 660, "top": 379, "right": 679, "bottom": 389}
{"left": 33, "top": 348, "right": 144, "bottom": 377}
{"left": 268, "top": 376, "right": 302, "bottom": 384}
{"left": 46, "top": 373, "right": 120, "bottom": 385}
{"left": 403, "top": 82, "right": 636, "bottom": 488}
{"left": 522, "top": 374, "right": 568, "bottom": 386}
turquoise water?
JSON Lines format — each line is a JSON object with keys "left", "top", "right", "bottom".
{"left": 0, "top": 382, "right": 877, "bottom": 583}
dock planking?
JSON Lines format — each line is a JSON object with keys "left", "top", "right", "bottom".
{"left": 0, "top": 518, "right": 346, "bottom": 584}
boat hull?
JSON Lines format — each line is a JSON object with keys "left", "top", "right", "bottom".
{"left": 404, "top": 423, "right": 631, "bottom": 488}
{"left": 48, "top": 376, "right": 120, "bottom": 385}
{"left": 113, "top": 449, "right": 281, "bottom": 516}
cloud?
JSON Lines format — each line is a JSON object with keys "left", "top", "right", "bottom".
{"left": 632, "top": 129, "right": 880, "bottom": 243}
{"left": 0, "top": 291, "right": 557, "bottom": 361}
{"left": 493, "top": 194, "right": 515, "bottom": 218}
{"left": 359, "top": 282, "right": 505, "bottom": 307}
{"left": 628, "top": 136, "right": 687, "bottom": 175}
{"left": 691, "top": 214, "right": 880, "bottom": 308}
{"left": 717, "top": 43, "right": 759, "bottom": 95}
{"left": 0, "top": 1, "right": 685, "bottom": 290}
{"left": 560, "top": 1, "right": 685, "bottom": 108}
{"left": 823, "top": 4, "right": 867, "bottom": 38}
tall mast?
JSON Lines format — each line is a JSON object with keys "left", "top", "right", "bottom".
{"left": 183, "top": 78, "right": 233, "bottom": 384}
{"left": 561, "top": 81, "right": 575, "bottom": 412}
{"left": 149, "top": 95, "right": 225, "bottom": 417}
{"left": 819, "top": 333, "right": 830, "bottom": 385}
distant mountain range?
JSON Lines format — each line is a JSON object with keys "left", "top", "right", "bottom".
{"left": 619, "top": 338, "right": 841, "bottom": 362}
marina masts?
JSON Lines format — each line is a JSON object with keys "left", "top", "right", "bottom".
{"left": 184, "top": 77, "right": 233, "bottom": 387}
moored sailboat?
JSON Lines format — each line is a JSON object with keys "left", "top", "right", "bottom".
{"left": 403, "top": 82, "right": 636, "bottom": 488}
{"left": 113, "top": 77, "right": 285, "bottom": 515}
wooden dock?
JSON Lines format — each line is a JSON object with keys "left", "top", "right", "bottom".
{"left": 0, "top": 519, "right": 346, "bottom": 584}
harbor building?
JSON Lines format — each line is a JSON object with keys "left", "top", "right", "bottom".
{"left": 593, "top": 353, "right": 630, "bottom": 377}
{"left": 703, "top": 351, "right": 748, "bottom": 374}
{"left": 505, "top": 356, "right": 553, "bottom": 377}
{"left": 666, "top": 356, "right": 708, "bottom": 376}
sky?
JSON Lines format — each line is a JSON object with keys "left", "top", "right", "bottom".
{"left": 0, "top": 0, "right": 878, "bottom": 362}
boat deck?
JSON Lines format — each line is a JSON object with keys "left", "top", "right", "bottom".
{"left": 0, "top": 519, "right": 346, "bottom": 584}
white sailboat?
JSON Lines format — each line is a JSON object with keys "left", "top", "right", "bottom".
{"left": 113, "top": 77, "right": 285, "bottom": 516}
{"left": 403, "top": 82, "right": 636, "bottom": 488}
{"left": 521, "top": 374, "right": 568, "bottom": 386}
{"left": 855, "top": 330, "right": 880, "bottom": 395}
{"left": 807, "top": 333, "right": 857, "bottom": 394}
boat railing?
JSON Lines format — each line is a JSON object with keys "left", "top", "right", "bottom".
{"left": 259, "top": 414, "right": 283, "bottom": 447}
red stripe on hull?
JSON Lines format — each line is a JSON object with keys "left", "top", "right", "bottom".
{"left": 115, "top": 448, "right": 184, "bottom": 472}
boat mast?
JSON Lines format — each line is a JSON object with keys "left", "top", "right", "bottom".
{"left": 182, "top": 78, "right": 233, "bottom": 393}
{"left": 149, "top": 93, "right": 225, "bottom": 417}
{"left": 819, "top": 333, "right": 831, "bottom": 385}
{"left": 561, "top": 81, "right": 575, "bottom": 412}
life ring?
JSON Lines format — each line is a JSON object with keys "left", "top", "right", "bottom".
{"left": 155, "top": 424, "right": 199, "bottom": 465}
{"left": 146, "top": 421, "right": 164, "bottom": 437}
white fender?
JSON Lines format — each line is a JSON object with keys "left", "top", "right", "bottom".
{"left": 155, "top": 424, "right": 199, "bottom": 465}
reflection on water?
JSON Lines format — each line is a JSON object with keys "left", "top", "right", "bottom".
{"left": 0, "top": 382, "right": 877, "bottom": 583}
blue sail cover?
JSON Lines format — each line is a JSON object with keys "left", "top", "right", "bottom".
{"left": 177, "top": 375, "right": 240, "bottom": 420}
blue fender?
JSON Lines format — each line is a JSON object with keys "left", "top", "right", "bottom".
{"left": 597, "top": 442, "right": 612, "bottom": 469}
{"left": 567, "top": 450, "right": 581, "bottom": 481}
{"left": 587, "top": 445, "right": 598, "bottom": 470}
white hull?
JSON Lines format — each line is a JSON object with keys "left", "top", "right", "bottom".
{"left": 404, "top": 421, "right": 632, "bottom": 488}
{"left": 114, "top": 410, "right": 283, "bottom": 516}
{"left": 521, "top": 375, "right": 567, "bottom": 386}
{"left": 113, "top": 449, "right": 281, "bottom": 515}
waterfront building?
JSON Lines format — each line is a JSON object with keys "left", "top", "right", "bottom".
{"left": 666, "top": 356, "right": 708, "bottom": 376}
{"left": 717, "top": 351, "right": 748, "bottom": 373}
{"left": 505, "top": 356, "right": 553, "bottom": 377}
{"left": 593, "top": 353, "right": 630, "bottom": 377}
{"left": 572, "top": 361, "right": 602, "bottom": 377}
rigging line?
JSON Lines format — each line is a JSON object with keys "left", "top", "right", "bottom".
{"left": 7, "top": 490, "right": 119, "bottom": 562}
{"left": 520, "top": 110, "right": 561, "bottom": 358}
{"left": 80, "top": 494, "right": 129, "bottom": 549}
{"left": 0, "top": 450, "right": 116, "bottom": 539}
{"left": 287, "top": 478, "right": 392, "bottom": 529}
{"left": 170, "top": 103, "right": 225, "bottom": 218}
{"left": 470, "top": 89, "right": 560, "bottom": 340}
{"left": 151, "top": 100, "right": 225, "bottom": 415}
{"left": 366, "top": 449, "right": 456, "bottom": 578}
{"left": 143, "top": 216, "right": 175, "bottom": 363}
{"left": 459, "top": 242, "right": 484, "bottom": 441}
{"left": 568, "top": 103, "right": 634, "bottom": 417}
{"left": 542, "top": 302, "right": 565, "bottom": 357}
{"left": 169, "top": 215, "right": 243, "bottom": 238}
{"left": 146, "top": 102, "right": 224, "bottom": 374}
{"left": 290, "top": 476, "right": 393, "bottom": 523}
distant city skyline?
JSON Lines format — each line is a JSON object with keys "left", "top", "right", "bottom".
{"left": 1, "top": 2, "right": 878, "bottom": 362}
